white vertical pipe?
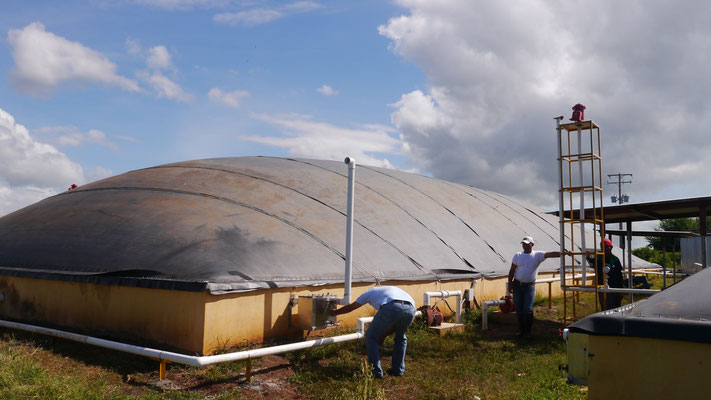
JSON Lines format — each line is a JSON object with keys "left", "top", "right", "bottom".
{"left": 341, "top": 157, "right": 356, "bottom": 304}
{"left": 627, "top": 221, "right": 633, "bottom": 304}
{"left": 457, "top": 292, "right": 463, "bottom": 323}
{"left": 555, "top": 117, "right": 566, "bottom": 287}
{"left": 578, "top": 125, "right": 587, "bottom": 284}
{"left": 482, "top": 299, "right": 506, "bottom": 330}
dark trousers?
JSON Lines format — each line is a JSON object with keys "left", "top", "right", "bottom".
{"left": 512, "top": 280, "right": 535, "bottom": 335}
{"left": 598, "top": 291, "right": 622, "bottom": 311}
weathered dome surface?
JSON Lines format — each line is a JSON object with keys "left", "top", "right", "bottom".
{"left": 0, "top": 156, "right": 598, "bottom": 293}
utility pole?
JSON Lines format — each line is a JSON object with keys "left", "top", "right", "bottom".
{"left": 607, "top": 173, "right": 632, "bottom": 249}
{"left": 608, "top": 173, "right": 632, "bottom": 206}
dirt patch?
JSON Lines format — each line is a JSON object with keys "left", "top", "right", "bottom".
{"left": 480, "top": 305, "right": 566, "bottom": 340}
{"left": 125, "top": 355, "right": 304, "bottom": 399}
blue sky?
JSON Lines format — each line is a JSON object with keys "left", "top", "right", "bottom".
{"left": 0, "top": 1, "right": 424, "bottom": 189}
{"left": 3, "top": 0, "right": 711, "bottom": 247}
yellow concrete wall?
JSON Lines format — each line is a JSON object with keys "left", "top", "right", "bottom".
{"left": 0, "top": 276, "right": 207, "bottom": 353}
{"left": 0, "top": 273, "right": 581, "bottom": 355}
{"left": 201, "top": 279, "right": 476, "bottom": 354}
{"left": 588, "top": 335, "right": 711, "bottom": 400}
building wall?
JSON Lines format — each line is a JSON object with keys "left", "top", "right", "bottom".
{"left": 0, "top": 276, "right": 207, "bottom": 353}
{"left": 201, "top": 279, "right": 477, "bottom": 354}
{"left": 0, "top": 273, "right": 578, "bottom": 355}
{"left": 680, "top": 236, "right": 711, "bottom": 274}
{"left": 587, "top": 335, "right": 711, "bottom": 400}
{"left": 202, "top": 272, "right": 585, "bottom": 353}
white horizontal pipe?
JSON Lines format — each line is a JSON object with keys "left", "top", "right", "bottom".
{"left": 0, "top": 311, "right": 423, "bottom": 369}
{"left": 561, "top": 286, "right": 598, "bottom": 292}
{"left": 482, "top": 272, "right": 598, "bottom": 331}
{"left": 640, "top": 271, "right": 686, "bottom": 276}
{"left": 535, "top": 273, "right": 596, "bottom": 284}
{"left": 423, "top": 290, "right": 462, "bottom": 323}
{"left": 562, "top": 286, "right": 661, "bottom": 295}
{"left": 597, "top": 287, "right": 660, "bottom": 294}
{"left": 481, "top": 299, "right": 507, "bottom": 330}
{"left": 0, "top": 318, "right": 362, "bottom": 367}
{"left": 194, "top": 333, "right": 366, "bottom": 366}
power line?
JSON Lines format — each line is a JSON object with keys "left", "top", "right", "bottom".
{"left": 607, "top": 173, "right": 632, "bottom": 204}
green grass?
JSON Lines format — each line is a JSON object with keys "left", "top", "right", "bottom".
{"left": 285, "top": 304, "right": 585, "bottom": 400}
{"left": 0, "top": 332, "right": 120, "bottom": 399}
{"left": 4, "top": 282, "right": 682, "bottom": 399}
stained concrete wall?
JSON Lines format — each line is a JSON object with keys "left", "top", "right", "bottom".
{"left": 587, "top": 335, "right": 711, "bottom": 400}
{"left": 0, "top": 273, "right": 579, "bottom": 355}
{"left": 0, "top": 276, "right": 207, "bottom": 353}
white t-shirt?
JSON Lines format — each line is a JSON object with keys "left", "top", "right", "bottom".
{"left": 512, "top": 250, "right": 547, "bottom": 283}
{"left": 355, "top": 286, "right": 415, "bottom": 311}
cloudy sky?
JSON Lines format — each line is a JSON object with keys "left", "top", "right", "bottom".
{"left": 2, "top": 0, "right": 711, "bottom": 245}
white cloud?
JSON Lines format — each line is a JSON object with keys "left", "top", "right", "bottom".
{"left": 129, "top": 42, "right": 188, "bottom": 102}
{"left": 316, "top": 84, "right": 338, "bottom": 96}
{"left": 0, "top": 107, "right": 84, "bottom": 215}
{"left": 115, "top": 134, "right": 140, "bottom": 143}
{"left": 213, "top": 1, "right": 321, "bottom": 27}
{"left": 125, "top": 38, "right": 142, "bottom": 55}
{"left": 147, "top": 45, "right": 173, "bottom": 70}
{"left": 86, "top": 166, "right": 114, "bottom": 182}
{"left": 214, "top": 9, "right": 283, "bottom": 26}
{"left": 69, "top": 129, "right": 120, "bottom": 151}
{"left": 129, "top": 0, "right": 232, "bottom": 10}
{"left": 241, "top": 113, "right": 401, "bottom": 168}
{"left": 8, "top": 22, "right": 140, "bottom": 97}
{"left": 283, "top": 1, "right": 320, "bottom": 12}
{"left": 0, "top": 185, "right": 57, "bottom": 217}
{"left": 137, "top": 71, "right": 193, "bottom": 102}
{"left": 34, "top": 125, "right": 121, "bottom": 151}
{"left": 208, "top": 88, "right": 250, "bottom": 108}
{"left": 380, "top": 0, "right": 711, "bottom": 207}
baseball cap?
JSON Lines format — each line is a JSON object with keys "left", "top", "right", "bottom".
{"left": 602, "top": 238, "right": 613, "bottom": 247}
{"left": 521, "top": 236, "right": 534, "bottom": 244}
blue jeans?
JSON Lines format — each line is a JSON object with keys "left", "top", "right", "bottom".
{"left": 512, "top": 280, "right": 535, "bottom": 335}
{"left": 365, "top": 301, "right": 416, "bottom": 378}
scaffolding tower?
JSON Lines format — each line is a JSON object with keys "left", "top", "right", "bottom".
{"left": 555, "top": 117, "right": 605, "bottom": 321}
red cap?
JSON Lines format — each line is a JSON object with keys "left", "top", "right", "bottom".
{"left": 602, "top": 238, "right": 613, "bottom": 248}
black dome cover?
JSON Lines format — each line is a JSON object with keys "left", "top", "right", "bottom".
{"left": 0, "top": 157, "right": 574, "bottom": 293}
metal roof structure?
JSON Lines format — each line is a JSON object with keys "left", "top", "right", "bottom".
{"left": 0, "top": 157, "right": 647, "bottom": 294}
{"left": 603, "top": 229, "right": 698, "bottom": 238}
{"left": 549, "top": 196, "right": 711, "bottom": 267}
{"left": 549, "top": 196, "right": 711, "bottom": 224}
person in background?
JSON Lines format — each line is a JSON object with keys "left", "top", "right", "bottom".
{"left": 587, "top": 238, "right": 624, "bottom": 310}
{"left": 330, "top": 286, "right": 416, "bottom": 378}
{"left": 507, "top": 236, "right": 565, "bottom": 338}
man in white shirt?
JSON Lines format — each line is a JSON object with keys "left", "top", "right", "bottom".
{"left": 331, "top": 286, "right": 416, "bottom": 378}
{"left": 507, "top": 236, "right": 564, "bottom": 338}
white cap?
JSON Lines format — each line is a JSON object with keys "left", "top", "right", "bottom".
{"left": 521, "top": 236, "right": 534, "bottom": 244}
